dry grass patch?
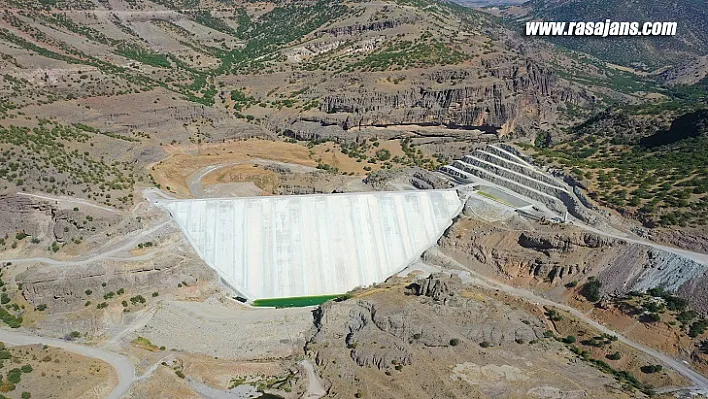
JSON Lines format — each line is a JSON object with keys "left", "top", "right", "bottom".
{"left": 201, "top": 164, "right": 280, "bottom": 193}
{"left": 133, "top": 336, "right": 161, "bottom": 352}
{"left": 151, "top": 139, "right": 318, "bottom": 197}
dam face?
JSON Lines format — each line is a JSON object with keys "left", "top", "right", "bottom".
{"left": 160, "top": 190, "right": 463, "bottom": 301}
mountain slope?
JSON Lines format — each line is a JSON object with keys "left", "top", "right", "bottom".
{"left": 0, "top": 0, "right": 644, "bottom": 143}
{"left": 0, "top": 0, "right": 673, "bottom": 207}
{"left": 532, "top": 103, "right": 708, "bottom": 231}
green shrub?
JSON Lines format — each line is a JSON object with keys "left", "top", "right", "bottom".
{"left": 689, "top": 319, "right": 708, "bottom": 338}
{"left": 677, "top": 310, "right": 697, "bottom": 325}
{"left": 645, "top": 312, "right": 661, "bottom": 322}
{"left": 581, "top": 279, "right": 602, "bottom": 302}
{"left": 640, "top": 364, "right": 663, "bottom": 374}
{"left": 546, "top": 309, "right": 563, "bottom": 321}
{"left": 375, "top": 149, "right": 391, "bottom": 161}
{"left": 665, "top": 296, "right": 688, "bottom": 312}
{"left": 7, "top": 368, "right": 21, "bottom": 384}
{"left": 130, "top": 295, "right": 146, "bottom": 305}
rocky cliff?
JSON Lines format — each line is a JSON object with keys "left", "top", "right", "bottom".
{"left": 314, "top": 60, "right": 589, "bottom": 134}
{"left": 518, "top": 231, "right": 617, "bottom": 254}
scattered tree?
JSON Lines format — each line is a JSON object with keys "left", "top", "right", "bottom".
{"left": 581, "top": 278, "right": 602, "bottom": 302}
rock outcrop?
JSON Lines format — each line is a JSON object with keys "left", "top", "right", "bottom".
{"left": 406, "top": 273, "right": 460, "bottom": 303}
{"left": 319, "top": 15, "right": 422, "bottom": 37}
{"left": 440, "top": 212, "right": 708, "bottom": 315}
{"left": 363, "top": 167, "right": 454, "bottom": 191}
{"left": 306, "top": 274, "right": 633, "bottom": 398}
{"left": 290, "top": 55, "right": 594, "bottom": 136}
{"left": 17, "top": 255, "right": 217, "bottom": 313}
{"left": 518, "top": 232, "right": 617, "bottom": 253}
{"left": 0, "top": 194, "right": 52, "bottom": 239}
{"left": 307, "top": 274, "right": 545, "bottom": 373}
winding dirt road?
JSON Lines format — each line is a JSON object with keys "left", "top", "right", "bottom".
{"left": 572, "top": 216, "right": 708, "bottom": 265}
{"left": 0, "top": 329, "right": 135, "bottom": 399}
{"left": 0, "top": 220, "right": 172, "bottom": 266}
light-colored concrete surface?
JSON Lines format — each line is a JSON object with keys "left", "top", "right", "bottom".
{"left": 159, "top": 190, "right": 463, "bottom": 300}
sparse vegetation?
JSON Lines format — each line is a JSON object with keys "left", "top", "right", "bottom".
{"left": 534, "top": 108, "right": 708, "bottom": 227}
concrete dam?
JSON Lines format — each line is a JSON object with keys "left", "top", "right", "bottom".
{"left": 160, "top": 190, "right": 463, "bottom": 301}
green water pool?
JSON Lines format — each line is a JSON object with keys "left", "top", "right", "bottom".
{"left": 251, "top": 294, "right": 346, "bottom": 308}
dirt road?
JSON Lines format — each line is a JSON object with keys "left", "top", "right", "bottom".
{"left": 17, "top": 192, "right": 120, "bottom": 213}
{"left": 429, "top": 249, "right": 708, "bottom": 394}
{"left": 0, "top": 220, "right": 172, "bottom": 266}
{"left": 0, "top": 329, "right": 135, "bottom": 399}
{"left": 573, "top": 217, "right": 708, "bottom": 265}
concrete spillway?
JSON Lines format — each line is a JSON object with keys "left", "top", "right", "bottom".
{"left": 160, "top": 190, "right": 463, "bottom": 300}
{"left": 440, "top": 144, "right": 598, "bottom": 222}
